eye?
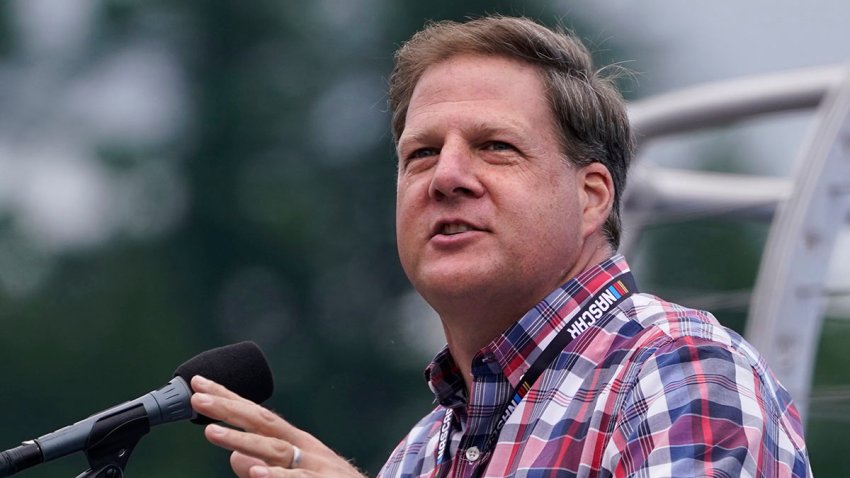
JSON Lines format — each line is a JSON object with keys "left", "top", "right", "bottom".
{"left": 408, "top": 148, "right": 438, "bottom": 160}
{"left": 483, "top": 141, "right": 515, "bottom": 152}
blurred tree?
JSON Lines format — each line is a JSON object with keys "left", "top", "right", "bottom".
{"left": 0, "top": 1, "right": 640, "bottom": 476}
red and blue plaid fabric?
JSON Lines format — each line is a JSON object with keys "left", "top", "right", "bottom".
{"left": 379, "top": 255, "right": 811, "bottom": 477}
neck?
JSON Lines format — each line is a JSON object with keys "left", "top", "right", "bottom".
{"left": 437, "top": 243, "right": 614, "bottom": 393}
{"left": 438, "top": 305, "right": 516, "bottom": 393}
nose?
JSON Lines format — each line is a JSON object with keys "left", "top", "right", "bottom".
{"left": 428, "top": 139, "right": 485, "bottom": 201}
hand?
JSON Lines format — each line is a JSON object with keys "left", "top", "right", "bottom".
{"left": 190, "top": 375, "right": 367, "bottom": 478}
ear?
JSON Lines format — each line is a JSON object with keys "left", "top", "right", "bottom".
{"left": 577, "top": 162, "right": 615, "bottom": 239}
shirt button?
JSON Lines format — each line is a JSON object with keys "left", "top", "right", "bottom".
{"left": 465, "top": 446, "right": 481, "bottom": 462}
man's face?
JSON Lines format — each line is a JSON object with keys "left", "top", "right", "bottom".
{"left": 395, "top": 54, "right": 589, "bottom": 313}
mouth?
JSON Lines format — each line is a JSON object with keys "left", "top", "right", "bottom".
{"left": 432, "top": 220, "right": 484, "bottom": 237}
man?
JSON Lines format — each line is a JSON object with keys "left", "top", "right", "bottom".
{"left": 190, "top": 16, "right": 812, "bottom": 477}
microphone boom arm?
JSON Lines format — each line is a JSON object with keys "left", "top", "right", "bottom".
{"left": 0, "top": 341, "right": 272, "bottom": 477}
{"left": 75, "top": 404, "right": 150, "bottom": 478}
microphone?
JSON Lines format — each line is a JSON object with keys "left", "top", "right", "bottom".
{"left": 0, "top": 341, "right": 274, "bottom": 477}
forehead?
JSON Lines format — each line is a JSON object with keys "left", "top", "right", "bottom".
{"left": 402, "top": 54, "right": 554, "bottom": 137}
{"left": 410, "top": 54, "right": 546, "bottom": 105}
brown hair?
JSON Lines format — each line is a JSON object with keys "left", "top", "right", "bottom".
{"left": 388, "top": 15, "right": 633, "bottom": 248}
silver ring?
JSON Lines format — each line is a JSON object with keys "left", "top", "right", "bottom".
{"left": 290, "top": 445, "right": 302, "bottom": 469}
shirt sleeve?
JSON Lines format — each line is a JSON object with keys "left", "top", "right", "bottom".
{"left": 604, "top": 335, "right": 812, "bottom": 478}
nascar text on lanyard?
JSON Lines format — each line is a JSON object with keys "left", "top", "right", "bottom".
{"left": 435, "top": 272, "right": 637, "bottom": 474}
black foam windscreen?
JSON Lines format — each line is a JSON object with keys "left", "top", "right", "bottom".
{"left": 173, "top": 341, "right": 274, "bottom": 424}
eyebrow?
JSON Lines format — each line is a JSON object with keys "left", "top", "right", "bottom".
{"left": 468, "top": 122, "right": 526, "bottom": 141}
{"left": 398, "top": 119, "right": 529, "bottom": 150}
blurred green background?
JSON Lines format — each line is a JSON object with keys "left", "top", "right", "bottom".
{"left": 0, "top": 1, "right": 848, "bottom": 476}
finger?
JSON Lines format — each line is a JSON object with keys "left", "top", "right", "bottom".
{"left": 251, "top": 465, "right": 317, "bottom": 478}
{"left": 249, "top": 466, "right": 272, "bottom": 478}
{"left": 191, "top": 375, "right": 246, "bottom": 400}
{"left": 205, "top": 424, "right": 306, "bottom": 469}
{"left": 231, "top": 451, "right": 267, "bottom": 478}
{"left": 191, "top": 393, "right": 286, "bottom": 436}
{"left": 190, "top": 382, "right": 357, "bottom": 475}
{"left": 192, "top": 392, "right": 305, "bottom": 444}
{"left": 190, "top": 376, "right": 286, "bottom": 433}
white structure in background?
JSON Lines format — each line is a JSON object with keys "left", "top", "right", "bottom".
{"left": 625, "top": 64, "right": 850, "bottom": 422}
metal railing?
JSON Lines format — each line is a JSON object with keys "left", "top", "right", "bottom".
{"left": 624, "top": 64, "right": 850, "bottom": 422}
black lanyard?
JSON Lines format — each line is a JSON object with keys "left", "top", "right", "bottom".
{"left": 434, "top": 271, "right": 637, "bottom": 477}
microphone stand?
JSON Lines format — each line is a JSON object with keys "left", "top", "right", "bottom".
{"left": 74, "top": 404, "right": 151, "bottom": 478}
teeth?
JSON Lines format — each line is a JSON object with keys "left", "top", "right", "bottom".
{"left": 442, "top": 223, "right": 472, "bottom": 235}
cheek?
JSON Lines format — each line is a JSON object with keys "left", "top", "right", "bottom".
{"left": 527, "top": 188, "right": 582, "bottom": 250}
{"left": 395, "top": 183, "right": 414, "bottom": 227}
{"left": 395, "top": 183, "right": 421, "bottom": 258}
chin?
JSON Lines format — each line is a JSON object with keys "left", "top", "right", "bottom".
{"left": 415, "top": 268, "right": 499, "bottom": 302}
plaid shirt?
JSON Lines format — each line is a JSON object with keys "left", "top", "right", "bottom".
{"left": 379, "top": 255, "right": 811, "bottom": 478}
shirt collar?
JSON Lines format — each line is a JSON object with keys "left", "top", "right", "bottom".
{"left": 424, "top": 346, "right": 467, "bottom": 408}
{"left": 424, "top": 255, "right": 631, "bottom": 404}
